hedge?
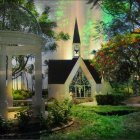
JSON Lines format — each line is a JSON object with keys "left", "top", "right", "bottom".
{"left": 96, "top": 94, "right": 125, "bottom": 105}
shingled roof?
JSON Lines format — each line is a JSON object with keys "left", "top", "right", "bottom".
{"left": 48, "top": 58, "right": 78, "bottom": 84}
{"left": 84, "top": 60, "right": 101, "bottom": 84}
{"left": 48, "top": 58, "right": 101, "bottom": 84}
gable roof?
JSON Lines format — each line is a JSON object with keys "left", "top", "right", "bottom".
{"left": 48, "top": 58, "right": 101, "bottom": 84}
{"left": 83, "top": 60, "right": 101, "bottom": 84}
{"left": 48, "top": 58, "right": 78, "bottom": 84}
{"left": 73, "top": 19, "right": 81, "bottom": 43}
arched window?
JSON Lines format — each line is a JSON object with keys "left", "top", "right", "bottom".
{"left": 69, "top": 67, "right": 91, "bottom": 98}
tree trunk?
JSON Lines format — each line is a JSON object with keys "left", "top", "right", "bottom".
{"left": 21, "top": 72, "right": 25, "bottom": 90}
{"left": 16, "top": 76, "right": 18, "bottom": 90}
{"left": 24, "top": 72, "right": 29, "bottom": 90}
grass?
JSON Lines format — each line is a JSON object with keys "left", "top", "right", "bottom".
{"left": 76, "top": 105, "right": 139, "bottom": 113}
{"left": 41, "top": 105, "right": 140, "bottom": 140}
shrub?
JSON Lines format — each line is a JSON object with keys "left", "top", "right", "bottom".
{"left": 48, "top": 99, "right": 72, "bottom": 126}
{"left": 40, "top": 112, "right": 54, "bottom": 131}
{"left": 40, "top": 99, "right": 72, "bottom": 130}
{"left": 111, "top": 83, "right": 134, "bottom": 96}
{"left": 13, "top": 93, "right": 24, "bottom": 100}
{"left": 13, "top": 89, "right": 32, "bottom": 100}
{"left": 0, "top": 116, "right": 12, "bottom": 134}
{"left": 14, "top": 109, "right": 50, "bottom": 132}
{"left": 0, "top": 116, "right": 7, "bottom": 134}
{"left": 13, "top": 99, "right": 72, "bottom": 132}
{"left": 122, "top": 87, "right": 133, "bottom": 94}
{"left": 96, "top": 94, "right": 125, "bottom": 105}
{"left": 14, "top": 109, "right": 34, "bottom": 132}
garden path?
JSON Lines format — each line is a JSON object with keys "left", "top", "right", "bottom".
{"left": 79, "top": 101, "right": 97, "bottom": 106}
{"left": 123, "top": 95, "right": 140, "bottom": 104}
{"left": 123, "top": 95, "right": 140, "bottom": 107}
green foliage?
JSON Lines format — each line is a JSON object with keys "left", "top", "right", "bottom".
{"left": 40, "top": 112, "right": 54, "bottom": 131}
{"left": 102, "top": 0, "right": 130, "bottom": 16}
{"left": 14, "top": 109, "right": 33, "bottom": 131}
{"left": 41, "top": 105, "right": 140, "bottom": 140}
{"left": 96, "top": 94, "right": 126, "bottom": 105}
{"left": 39, "top": 99, "right": 73, "bottom": 132}
{"left": 37, "top": 5, "right": 70, "bottom": 44}
{"left": 0, "top": 0, "right": 70, "bottom": 77}
{"left": 0, "top": 101, "right": 72, "bottom": 134}
{"left": 93, "top": 33, "right": 140, "bottom": 82}
{"left": 0, "top": 116, "right": 8, "bottom": 134}
{"left": 56, "top": 31, "right": 70, "bottom": 41}
{"left": 0, "top": 0, "right": 25, "bottom": 5}
{"left": 112, "top": 86, "right": 134, "bottom": 96}
{"left": 0, "top": 1, "right": 40, "bottom": 34}
{"left": 75, "top": 105, "right": 138, "bottom": 114}
{"left": 13, "top": 94, "right": 24, "bottom": 100}
{"left": 13, "top": 99, "right": 72, "bottom": 132}
{"left": 24, "top": 0, "right": 38, "bottom": 17}
{"left": 89, "top": 0, "right": 140, "bottom": 39}
{"left": 91, "top": 0, "right": 140, "bottom": 84}
{"left": 0, "top": 116, "right": 14, "bottom": 135}
{"left": 13, "top": 89, "right": 32, "bottom": 100}
{"left": 122, "top": 112, "right": 140, "bottom": 139}
{"left": 48, "top": 99, "right": 72, "bottom": 126}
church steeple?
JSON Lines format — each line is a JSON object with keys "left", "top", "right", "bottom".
{"left": 73, "top": 19, "right": 81, "bottom": 43}
{"left": 73, "top": 19, "right": 81, "bottom": 58}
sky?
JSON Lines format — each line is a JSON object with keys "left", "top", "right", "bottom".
{"left": 34, "top": 0, "right": 106, "bottom": 60}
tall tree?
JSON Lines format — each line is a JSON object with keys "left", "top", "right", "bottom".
{"left": 93, "top": 33, "right": 140, "bottom": 82}
{"left": 0, "top": 0, "right": 69, "bottom": 80}
{"left": 88, "top": 0, "right": 140, "bottom": 93}
{"left": 87, "top": 0, "right": 140, "bottom": 39}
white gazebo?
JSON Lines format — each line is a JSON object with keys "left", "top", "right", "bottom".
{"left": 0, "top": 3, "right": 45, "bottom": 119}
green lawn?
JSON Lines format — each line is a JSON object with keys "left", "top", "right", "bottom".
{"left": 41, "top": 105, "right": 140, "bottom": 140}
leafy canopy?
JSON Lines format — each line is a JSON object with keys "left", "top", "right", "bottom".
{"left": 0, "top": 0, "right": 70, "bottom": 77}
{"left": 88, "top": 0, "right": 140, "bottom": 83}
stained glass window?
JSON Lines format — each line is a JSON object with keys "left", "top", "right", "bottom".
{"left": 69, "top": 67, "right": 91, "bottom": 98}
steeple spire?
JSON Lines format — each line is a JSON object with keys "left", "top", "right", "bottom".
{"left": 73, "top": 19, "right": 81, "bottom": 43}
{"left": 73, "top": 19, "right": 81, "bottom": 58}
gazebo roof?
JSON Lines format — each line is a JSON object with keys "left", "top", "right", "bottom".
{"left": 0, "top": 2, "right": 42, "bottom": 35}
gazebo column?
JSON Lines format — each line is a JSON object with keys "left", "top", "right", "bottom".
{"left": 7, "top": 55, "right": 13, "bottom": 107}
{"left": 0, "top": 46, "right": 7, "bottom": 119}
{"left": 33, "top": 53, "right": 45, "bottom": 117}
